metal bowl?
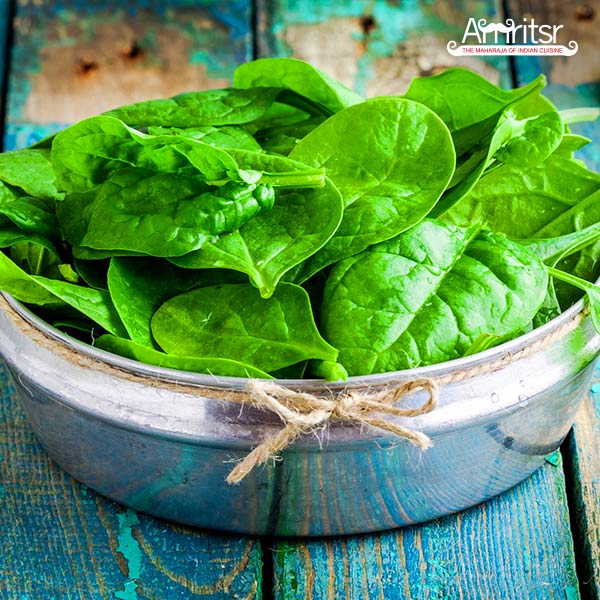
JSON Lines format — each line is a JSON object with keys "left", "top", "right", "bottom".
{"left": 0, "top": 291, "right": 598, "bottom": 536}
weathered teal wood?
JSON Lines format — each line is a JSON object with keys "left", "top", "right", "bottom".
{"left": 565, "top": 372, "right": 600, "bottom": 599}
{"left": 0, "top": 361, "right": 263, "bottom": 599}
{"left": 256, "top": 0, "right": 512, "bottom": 94}
{"left": 3, "top": 0, "right": 253, "bottom": 150}
{"left": 272, "top": 458, "right": 579, "bottom": 599}
{"left": 0, "top": 1, "right": 12, "bottom": 150}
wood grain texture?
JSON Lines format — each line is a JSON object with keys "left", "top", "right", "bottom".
{"left": 3, "top": 0, "right": 253, "bottom": 150}
{"left": 565, "top": 370, "right": 600, "bottom": 599}
{"left": 0, "top": 361, "right": 263, "bottom": 600}
{"left": 272, "top": 458, "right": 580, "bottom": 599}
{"left": 0, "top": 1, "right": 13, "bottom": 151}
{"left": 256, "top": 0, "right": 512, "bottom": 95}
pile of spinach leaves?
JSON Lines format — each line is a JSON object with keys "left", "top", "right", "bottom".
{"left": 0, "top": 58, "right": 599, "bottom": 380}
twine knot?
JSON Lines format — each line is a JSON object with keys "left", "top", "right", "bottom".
{"left": 226, "top": 377, "right": 439, "bottom": 485}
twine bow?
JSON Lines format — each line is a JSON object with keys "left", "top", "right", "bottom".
{"left": 226, "top": 377, "right": 439, "bottom": 484}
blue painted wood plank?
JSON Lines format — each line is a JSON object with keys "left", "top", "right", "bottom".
{"left": 0, "top": 360, "right": 263, "bottom": 599}
{"left": 565, "top": 369, "right": 600, "bottom": 599}
{"left": 256, "top": 0, "right": 513, "bottom": 95}
{"left": 0, "top": 0, "right": 13, "bottom": 150}
{"left": 273, "top": 458, "right": 579, "bottom": 599}
{"left": 3, "top": 0, "right": 253, "bottom": 150}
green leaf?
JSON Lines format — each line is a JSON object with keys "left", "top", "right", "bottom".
{"left": 0, "top": 251, "right": 60, "bottom": 305}
{"left": 0, "top": 250, "right": 126, "bottom": 336}
{"left": 103, "top": 87, "right": 284, "bottom": 128}
{"left": 431, "top": 109, "right": 564, "bottom": 218}
{"left": 151, "top": 282, "right": 340, "bottom": 373}
{"left": 404, "top": 68, "right": 546, "bottom": 156}
{"left": 51, "top": 115, "right": 261, "bottom": 193}
{"left": 59, "top": 168, "right": 276, "bottom": 258}
{"left": 0, "top": 148, "right": 59, "bottom": 199}
{"left": 107, "top": 257, "right": 209, "bottom": 347}
{"left": 170, "top": 150, "right": 342, "bottom": 297}
{"left": 520, "top": 221, "right": 600, "bottom": 266}
{"left": 321, "top": 220, "right": 548, "bottom": 375}
{"left": 147, "top": 125, "right": 262, "bottom": 151}
{"left": 31, "top": 276, "right": 127, "bottom": 336}
{"left": 494, "top": 111, "right": 564, "bottom": 168}
{"left": 95, "top": 334, "right": 272, "bottom": 379}
{"left": 0, "top": 182, "right": 59, "bottom": 239}
{"left": 548, "top": 266, "right": 600, "bottom": 334}
{"left": 171, "top": 178, "right": 343, "bottom": 298}
{"left": 0, "top": 224, "right": 60, "bottom": 267}
{"left": 234, "top": 58, "right": 363, "bottom": 115}
{"left": 443, "top": 144, "right": 600, "bottom": 239}
{"left": 289, "top": 97, "right": 456, "bottom": 279}
{"left": 255, "top": 117, "right": 326, "bottom": 156}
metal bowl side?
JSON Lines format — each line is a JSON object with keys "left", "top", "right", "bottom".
{"left": 1, "top": 294, "right": 598, "bottom": 536}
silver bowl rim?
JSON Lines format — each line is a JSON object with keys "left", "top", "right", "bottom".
{"left": 1, "top": 290, "right": 588, "bottom": 391}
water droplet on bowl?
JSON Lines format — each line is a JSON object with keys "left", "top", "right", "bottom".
{"left": 491, "top": 392, "right": 500, "bottom": 403}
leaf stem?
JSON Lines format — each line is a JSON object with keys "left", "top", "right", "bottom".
{"left": 559, "top": 107, "right": 600, "bottom": 125}
{"left": 260, "top": 169, "right": 326, "bottom": 189}
{"left": 276, "top": 90, "right": 332, "bottom": 118}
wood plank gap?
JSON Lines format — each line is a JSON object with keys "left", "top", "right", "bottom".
{"left": 561, "top": 430, "right": 599, "bottom": 600}
{"left": 262, "top": 536, "right": 275, "bottom": 600}
{"left": 0, "top": 0, "right": 16, "bottom": 151}
{"left": 251, "top": 0, "right": 259, "bottom": 60}
{"left": 500, "top": 0, "right": 519, "bottom": 88}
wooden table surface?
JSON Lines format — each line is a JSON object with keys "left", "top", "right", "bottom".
{"left": 0, "top": 1, "right": 598, "bottom": 598}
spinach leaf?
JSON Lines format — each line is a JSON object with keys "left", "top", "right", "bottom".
{"left": 495, "top": 111, "right": 563, "bottom": 168}
{"left": 95, "top": 335, "right": 272, "bottom": 379}
{"left": 520, "top": 221, "right": 600, "bottom": 266}
{"left": 171, "top": 151, "right": 342, "bottom": 297}
{"left": 73, "top": 258, "right": 109, "bottom": 290}
{"left": 548, "top": 267, "right": 600, "bottom": 334}
{"left": 532, "top": 280, "right": 562, "bottom": 328}
{"left": 171, "top": 178, "right": 343, "bottom": 298}
{"left": 0, "top": 251, "right": 126, "bottom": 335}
{"left": 234, "top": 58, "right": 363, "bottom": 115}
{"left": 321, "top": 220, "right": 548, "bottom": 375}
{"left": 0, "top": 251, "right": 61, "bottom": 305}
{"left": 404, "top": 68, "right": 546, "bottom": 157}
{"left": 59, "top": 168, "right": 276, "bottom": 258}
{"left": 0, "top": 225, "right": 60, "bottom": 276}
{"left": 443, "top": 144, "right": 600, "bottom": 238}
{"left": 289, "top": 98, "right": 456, "bottom": 280}
{"left": 51, "top": 115, "right": 262, "bottom": 193}
{"left": 151, "top": 282, "right": 341, "bottom": 374}
{"left": 0, "top": 148, "right": 59, "bottom": 199}
{"left": 431, "top": 108, "right": 564, "bottom": 218}
{"left": 0, "top": 182, "right": 59, "bottom": 239}
{"left": 107, "top": 257, "right": 209, "bottom": 347}
{"left": 255, "top": 117, "right": 326, "bottom": 156}
{"left": 147, "top": 125, "right": 262, "bottom": 151}
{"left": 103, "top": 87, "right": 285, "bottom": 128}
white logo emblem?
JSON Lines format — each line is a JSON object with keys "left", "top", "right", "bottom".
{"left": 448, "top": 18, "right": 578, "bottom": 56}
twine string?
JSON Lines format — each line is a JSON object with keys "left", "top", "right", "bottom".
{"left": 226, "top": 378, "right": 439, "bottom": 484}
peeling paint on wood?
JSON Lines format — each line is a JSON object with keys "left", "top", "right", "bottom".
{"left": 0, "top": 362, "right": 263, "bottom": 599}
{"left": 273, "top": 458, "right": 580, "bottom": 599}
{"left": 565, "top": 371, "right": 600, "bottom": 599}
{"left": 4, "top": 0, "right": 252, "bottom": 149}
{"left": 256, "top": 0, "right": 512, "bottom": 96}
